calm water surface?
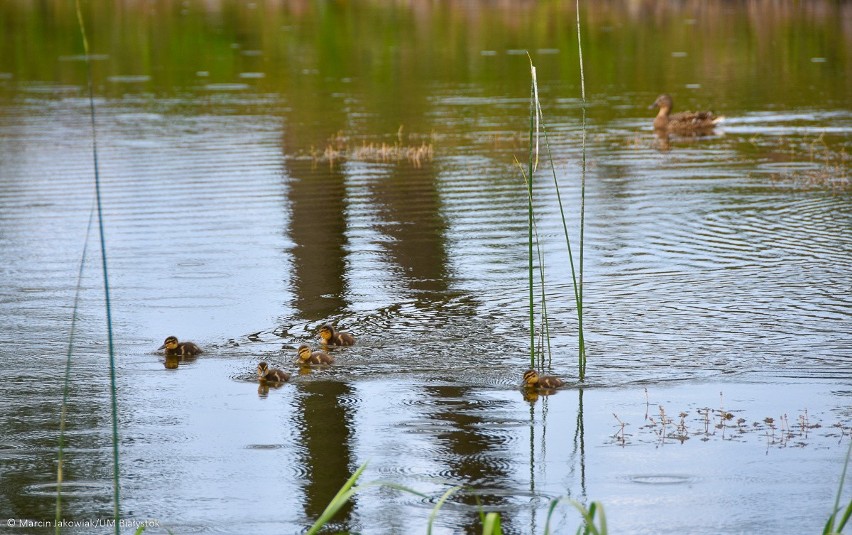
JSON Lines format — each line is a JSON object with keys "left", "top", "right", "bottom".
{"left": 0, "top": 2, "right": 850, "bottom": 534}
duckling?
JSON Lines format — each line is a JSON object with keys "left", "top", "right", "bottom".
{"left": 297, "top": 344, "right": 335, "bottom": 365}
{"left": 318, "top": 324, "right": 355, "bottom": 346}
{"left": 257, "top": 361, "right": 290, "bottom": 383}
{"left": 158, "top": 336, "right": 203, "bottom": 357}
{"left": 522, "top": 369, "right": 565, "bottom": 390}
{"left": 649, "top": 94, "right": 723, "bottom": 133}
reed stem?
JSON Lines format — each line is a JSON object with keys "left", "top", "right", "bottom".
{"left": 575, "top": 0, "right": 588, "bottom": 380}
{"left": 527, "top": 65, "right": 538, "bottom": 369}
{"left": 55, "top": 204, "right": 95, "bottom": 534}
{"left": 74, "top": 1, "right": 121, "bottom": 531}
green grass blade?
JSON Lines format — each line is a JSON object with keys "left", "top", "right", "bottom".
{"left": 306, "top": 462, "right": 368, "bottom": 535}
{"left": 826, "top": 439, "right": 852, "bottom": 533}
{"left": 427, "top": 486, "right": 463, "bottom": 535}
{"left": 575, "top": 0, "right": 588, "bottom": 380}
{"left": 545, "top": 497, "right": 606, "bottom": 535}
{"left": 836, "top": 498, "right": 852, "bottom": 532}
{"left": 55, "top": 203, "right": 95, "bottom": 534}
{"left": 482, "top": 512, "right": 503, "bottom": 534}
{"left": 526, "top": 59, "right": 539, "bottom": 369}
{"left": 532, "top": 46, "right": 586, "bottom": 380}
{"left": 74, "top": 0, "right": 121, "bottom": 531}
{"left": 367, "top": 481, "right": 428, "bottom": 498}
{"left": 596, "top": 500, "right": 608, "bottom": 533}
{"left": 539, "top": 120, "right": 582, "bottom": 374}
{"left": 518, "top": 159, "right": 552, "bottom": 367}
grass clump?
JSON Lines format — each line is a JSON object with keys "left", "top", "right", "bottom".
{"left": 824, "top": 439, "right": 852, "bottom": 535}
{"left": 522, "top": 0, "right": 588, "bottom": 380}
{"left": 522, "top": 68, "right": 587, "bottom": 378}
{"left": 307, "top": 462, "right": 609, "bottom": 534}
{"left": 311, "top": 128, "right": 434, "bottom": 168}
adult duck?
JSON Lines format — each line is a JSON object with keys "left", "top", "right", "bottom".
{"left": 649, "top": 94, "right": 723, "bottom": 133}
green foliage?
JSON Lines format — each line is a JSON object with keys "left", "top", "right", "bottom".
{"left": 525, "top": 53, "right": 586, "bottom": 380}
{"left": 481, "top": 512, "right": 503, "bottom": 534}
{"left": 427, "top": 486, "right": 464, "bottom": 535}
{"left": 523, "top": 0, "right": 588, "bottom": 380}
{"left": 306, "top": 462, "right": 369, "bottom": 535}
{"left": 545, "top": 497, "right": 607, "bottom": 535}
{"left": 824, "top": 440, "right": 852, "bottom": 535}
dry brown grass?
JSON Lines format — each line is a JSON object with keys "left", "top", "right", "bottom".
{"left": 308, "top": 129, "right": 434, "bottom": 168}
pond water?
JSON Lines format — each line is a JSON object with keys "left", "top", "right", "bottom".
{"left": 0, "top": 1, "right": 850, "bottom": 534}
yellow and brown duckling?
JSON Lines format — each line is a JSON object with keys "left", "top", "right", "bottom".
{"left": 522, "top": 369, "right": 565, "bottom": 390}
{"left": 318, "top": 324, "right": 355, "bottom": 346}
{"left": 297, "top": 344, "right": 335, "bottom": 365}
{"left": 649, "top": 94, "right": 724, "bottom": 133}
{"left": 257, "top": 361, "right": 290, "bottom": 383}
{"left": 158, "top": 336, "right": 203, "bottom": 357}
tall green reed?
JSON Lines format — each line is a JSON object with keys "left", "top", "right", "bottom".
{"left": 67, "top": 1, "right": 121, "bottom": 532}
{"left": 526, "top": 64, "right": 538, "bottom": 369}
{"left": 575, "top": 0, "right": 588, "bottom": 379}
{"left": 525, "top": 50, "right": 587, "bottom": 380}
{"left": 517, "top": 158, "right": 553, "bottom": 366}
{"left": 523, "top": 0, "right": 588, "bottom": 380}
{"left": 55, "top": 204, "right": 95, "bottom": 534}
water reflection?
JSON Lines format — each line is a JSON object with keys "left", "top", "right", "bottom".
{"left": 285, "top": 140, "right": 357, "bottom": 528}
{"left": 292, "top": 380, "right": 355, "bottom": 527}
{"left": 374, "top": 163, "right": 449, "bottom": 296}
{"left": 285, "top": 159, "right": 350, "bottom": 319}
{"left": 424, "top": 385, "right": 518, "bottom": 534}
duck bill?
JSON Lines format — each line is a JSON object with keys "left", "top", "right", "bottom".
{"left": 157, "top": 344, "right": 166, "bottom": 350}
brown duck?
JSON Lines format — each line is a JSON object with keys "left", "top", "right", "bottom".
{"left": 257, "top": 361, "right": 290, "bottom": 383}
{"left": 297, "top": 344, "right": 335, "bottom": 366}
{"left": 522, "top": 369, "right": 565, "bottom": 390}
{"left": 158, "top": 336, "right": 203, "bottom": 357}
{"left": 649, "top": 94, "right": 723, "bottom": 133}
{"left": 318, "top": 324, "right": 355, "bottom": 346}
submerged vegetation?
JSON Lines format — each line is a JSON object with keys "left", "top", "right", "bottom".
{"left": 611, "top": 389, "right": 852, "bottom": 448}
{"left": 760, "top": 134, "right": 850, "bottom": 191}
{"left": 308, "top": 129, "right": 435, "bottom": 168}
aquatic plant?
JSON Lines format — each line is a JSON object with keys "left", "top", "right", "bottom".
{"left": 302, "top": 461, "right": 609, "bottom": 534}
{"left": 574, "top": 0, "right": 588, "bottom": 381}
{"left": 57, "top": 2, "right": 122, "bottom": 533}
{"left": 56, "top": 203, "right": 95, "bottom": 533}
{"left": 525, "top": 63, "right": 538, "bottom": 370}
{"left": 306, "top": 462, "right": 368, "bottom": 535}
{"left": 546, "top": 498, "right": 607, "bottom": 535}
{"left": 611, "top": 390, "right": 847, "bottom": 449}
{"left": 311, "top": 129, "right": 435, "bottom": 168}
{"left": 523, "top": 0, "right": 589, "bottom": 380}
{"left": 823, "top": 439, "right": 852, "bottom": 535}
